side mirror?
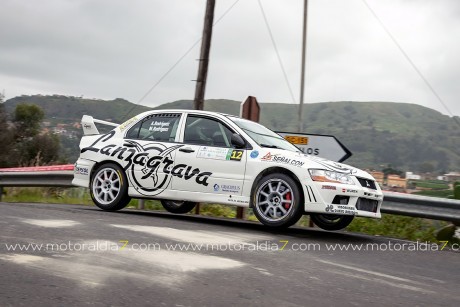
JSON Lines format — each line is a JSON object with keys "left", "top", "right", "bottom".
{"left": 231, "top": 133, "right": 246, "bottom": 149}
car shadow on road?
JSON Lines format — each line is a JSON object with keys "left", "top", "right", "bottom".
{"left": 82, "top": 207, "right": 380, "bottom": 244}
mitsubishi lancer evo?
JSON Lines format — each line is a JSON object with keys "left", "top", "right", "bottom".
{"left": 73, "top": 110, "right": 383, "bottom": 230}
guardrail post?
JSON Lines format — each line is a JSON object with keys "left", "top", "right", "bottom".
{"left": 236, "top": 207, "right": 246, "bottom": 219}
{"left": 138, "top": 199, "right": 145, "bottom": 210}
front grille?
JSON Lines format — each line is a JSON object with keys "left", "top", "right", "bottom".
{"left": 356, "top": 198, "right": 378, "bottom": 212}
{"left": 332, "top": 195, "right": 349, "bottom": 205}
{"left": 357, "top": 177, "right": 377, "bottom": 190}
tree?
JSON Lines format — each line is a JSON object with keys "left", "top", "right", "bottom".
{"left": 0, "top": 100, "right": 15, "bottom": 167}
{"left": 2, "top": 103, "right": 61, "bottom": 166}
{"left": 20, "top": 133, "right": 60, "bottom": 166}
{"left": 14, "top": 103, "right": 44, "bottom": 139}
{"left": 382, "top": 165, "right": 404, "bottom": 178}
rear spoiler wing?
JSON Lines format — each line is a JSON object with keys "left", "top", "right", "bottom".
{"left": 81, "top": 115, "right": 119, "bottom": 135}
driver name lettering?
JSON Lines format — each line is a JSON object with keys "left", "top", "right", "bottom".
{"left": 150, "top": 121, "right": 170, "bottom": 132}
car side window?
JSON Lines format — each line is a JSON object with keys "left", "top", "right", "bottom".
{"left": 126, "top": 113, "right": 181, "bottom": 142}
{"left": 184, "top": 116, "right": 234, "bottom": 147}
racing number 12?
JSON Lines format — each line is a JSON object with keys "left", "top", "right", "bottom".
{"left": 230, "top": 150, "right": 243, "bottom": 161}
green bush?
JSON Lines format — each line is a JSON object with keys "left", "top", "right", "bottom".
{"left": 415, "top": 182, "right": 449, "bottom": 190}
{"left": 347, "top": 215, "right": 446, "bottom": 243}
{"left": 454, "top": 185, "right": 460, "bottom": 200}
{"left": 412, "top": 189, "right": 453, "bottom": 198}
{"left": 199, "top": 204, "right": 236, "bottom": 218}
{"left": 3, "top": 187, "right": 93, "bottom": 205}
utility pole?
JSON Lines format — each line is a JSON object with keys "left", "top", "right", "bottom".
{"left": 298, "top": 0, "right": 308, "bottom": 132}
{"left": 193, "top": 0, "right": 215, "bottom": 215}
{"left": 193, "top": 0, "right": 216, "bottom": 110}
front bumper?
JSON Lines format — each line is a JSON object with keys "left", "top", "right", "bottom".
{"left": 303, "top": 180, "right": 383, "bottom": 218}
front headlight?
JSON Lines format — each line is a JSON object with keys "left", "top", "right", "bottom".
{"left": 308, "top": 169, "right": 355, "bottom": 185}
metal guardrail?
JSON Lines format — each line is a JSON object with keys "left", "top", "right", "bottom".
{"left": 0, "top": 167, "right": 74, "bottom": 202}
{"left": 0, "top": 171, "right": 74, "bottom": 188}
{"left": 382, "top": 192, "right": 460, "bottom": 224}
{"left": 0, "top": 170, "right": 459, "bottom": 223}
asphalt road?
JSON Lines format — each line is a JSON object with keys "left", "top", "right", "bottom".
{"left": 0, "top": 202, "right": 459, "bottom": 307}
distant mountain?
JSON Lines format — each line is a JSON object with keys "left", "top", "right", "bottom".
{"left": 3, "top": 95, "right": 460, "bottom": 173}
{"left": 3, "top": 95, "right": 150, "bottom": 123}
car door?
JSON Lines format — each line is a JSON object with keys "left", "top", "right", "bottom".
{"left": 122, "top": 112, "right": 183, "bottom": 197}
{"left": 171, "top": 114, "right": 247, "bottom": 196}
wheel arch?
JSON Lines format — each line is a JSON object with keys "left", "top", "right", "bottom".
{"left": 91, "top": 160, "right": 128, "bottom": 183}
{"left": 249, "top": 166, "right": 304, "bottom": 209}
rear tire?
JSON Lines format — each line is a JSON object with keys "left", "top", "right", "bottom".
{"left": 161, "top": 200, "right": 196, "bottom": 214}
{"left": 90, "top": 163, "right": 131, "bottom": 211}
{"left": 310, "top": 214, "right": 354, "bottom": 231}
{"left": 252, "top": 173, "right": 303, "bottom": 228}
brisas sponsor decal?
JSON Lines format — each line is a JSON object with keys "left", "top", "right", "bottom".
{"left": 321, "top": 185, "right": 336, "bottom": 190}
{"left": 74, "top": 166, "right": 89, "bottom": 176}
{"left": 74, "top": 165, "right": 89, "bottom": 175}
{"left": 81, "top": 132, "right": 212, "bottom": 196}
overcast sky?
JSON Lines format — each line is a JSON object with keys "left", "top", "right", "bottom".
{"left": 1, "top": 0, "right": 459, "bottom": 117}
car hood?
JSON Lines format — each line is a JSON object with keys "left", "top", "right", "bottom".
{"left": 258, "top": 149, "right": 374, "bottom": 180}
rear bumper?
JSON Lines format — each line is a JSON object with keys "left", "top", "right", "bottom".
{"left": 72, "top": 158, "right": 96, "bottom": 188}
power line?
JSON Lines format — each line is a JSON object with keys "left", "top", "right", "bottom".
{"left": 257, "top": 0, "right": 297, "bottom": 104}
{"left": 120, "top": 0, "right": 241, "bottom": 121}
{"left": 362, "top": 0, "right": 460, "bottom": 127}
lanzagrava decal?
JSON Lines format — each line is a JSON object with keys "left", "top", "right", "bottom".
{"left": 81, "top": 132, "right": 213, "bottom": 196}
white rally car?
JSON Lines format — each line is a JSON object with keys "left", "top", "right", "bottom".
{"left": 73, "top": 109, "right": 383, "bottom": 230}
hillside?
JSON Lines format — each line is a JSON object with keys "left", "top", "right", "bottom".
{"left": 4, "top": 95, "right": 151, "bottom": 123}
{"left": 3, "top": 95, "right": 460, "bottom": 173}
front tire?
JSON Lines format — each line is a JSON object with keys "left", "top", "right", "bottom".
{"left": 161, "top": 200, "right": 197, "bottom": 214}
{"left": 310, "top": 214, "right": 354, "bottom": 231}
{"left": 90, "top": 163, "right": 131, "bottom": 211}
{"left": 252, "top": 173, "right": 303, "bottom": 228}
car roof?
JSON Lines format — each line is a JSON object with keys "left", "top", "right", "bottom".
{"left": 135, "top": 109, "right": 236, "bottom": 119}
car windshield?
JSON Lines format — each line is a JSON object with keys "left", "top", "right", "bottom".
{"left": 228, "top": 116, "right": 301, "bottom": 152}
